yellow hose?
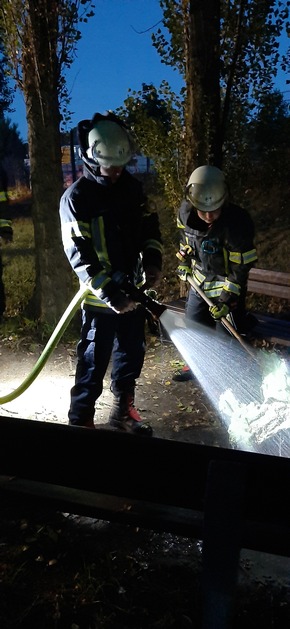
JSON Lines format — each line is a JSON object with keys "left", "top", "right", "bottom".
{"left": 0, "top": 283, "right": 90, "bottom": 404}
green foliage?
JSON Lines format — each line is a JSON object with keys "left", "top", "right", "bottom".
{"left": 0, "top": 117, "right": 25, "bottom": 155}
{"left": 223, "top": 89, "right": 290, "bottom": 204}
{"left": 0, "top": 39, "right": 13, "bottom": 115}
{"left": 220, "top": 0, "right": 285, "bottom": 98}
{"left": 152, "top": 0, "right": 289, "bottom": 120}
{"left": 118, "top": 82, "right": 186, "bottom": 210}
{"left": 249, "top": 90, "right": 290, "bottom": 189}
{"left": 152, "top": 0, "right": 185, "bottom": 74}
{"left": 0, "top": 0, "right": 95, "bottom": 129}
{"left": 120, "top": 0, "right": 289, "bottom": 212}
{"left": 253, "top": 90, "right": 289, "bottom": 149}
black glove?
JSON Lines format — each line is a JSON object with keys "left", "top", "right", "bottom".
{"left": 144, "top": 265, "right": 162, "bottom": 289}
{"left": 98, "top": 278, "right": 136, "bottom": 314}
{"left": 106, "top": 291, "right": 137, "bottom": 314}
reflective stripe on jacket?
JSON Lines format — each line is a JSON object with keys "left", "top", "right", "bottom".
{"left": 177, "top": 200, "right": 257, "bottom": 306}
{"left": 59, "top": 169, "right": 163, "bottom": 311}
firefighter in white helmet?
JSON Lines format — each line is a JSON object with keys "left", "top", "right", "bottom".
{"left": 59, "top": 111, "right": 163, "bottom": 431}
{"left": 173, "top": 165, "right": 258, "bottom": 381}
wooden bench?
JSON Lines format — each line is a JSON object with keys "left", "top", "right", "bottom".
{"left": 248, "top": 268, "right": 290, "bottom": 300}
{"left": 247, "top": 268, "right": 290, "bottom": 346}
{"left": 1, "top": 417, "right": 290, "bottom": 629}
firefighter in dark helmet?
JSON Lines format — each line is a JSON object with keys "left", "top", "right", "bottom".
{"left": 173, "top": 165, "right": 258, "bottom": 381}
{"left": 59, "top": 111, "right": 163, "bottom": 434}
{"left": 0, "top": 163, "right": 13, "bottom": 321}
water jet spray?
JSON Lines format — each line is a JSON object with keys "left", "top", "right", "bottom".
{"left": 186, "top": 275, "right": 257, "bottom": 361}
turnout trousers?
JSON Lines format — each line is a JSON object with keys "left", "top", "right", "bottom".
{"left": 68, "top": 306, "right": 146, "bottom": 426}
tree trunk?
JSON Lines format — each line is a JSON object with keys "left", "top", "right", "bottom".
{"left": 183, "top": 0, "right": 222, "bottom": 176}
{"left": 21, "top": 0, "right": 74, "bottom": 324}
{"left": 25, "top": 90, "right": 74, "bottom": 324}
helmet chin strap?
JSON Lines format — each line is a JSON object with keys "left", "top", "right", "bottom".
{"left": 78, "top": 149, "right": 101, "bottom": 180}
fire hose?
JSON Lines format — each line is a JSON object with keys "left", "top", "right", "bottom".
{"left": 186, "top": 274, "right": 257, "bottom": 360}
{"left": 0, "top": 277, "right": 167, "bottom": 405}
{"left": 0, "top": 272, "right": 257, "bottom": 405}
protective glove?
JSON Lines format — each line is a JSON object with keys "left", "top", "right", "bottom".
{"left": 176, "top": 245, "right": 192, "bottom": 282}
{"left": 143, "top": 265, "right": 162, "bottom": 289}
{"left": 97, "top": 277, "right": 137, "bottom": 314}
{"left": 209, "top": 302, "right": 230, "bottom": 320}
{"left": 176, "top": 244, "right": 193, "bottom": 261}
{"left": 106, "top": 290, "right": 137, "bottom": 314}
{"left": 176, "top": 264, "right": 191, "bottom": 282}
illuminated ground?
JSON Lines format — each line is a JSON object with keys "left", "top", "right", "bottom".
{"left": 1, "top": 333, "right": 290, "bottom": 628}
{"left": 0, "top": 333, "right": 231, "bottom": 447}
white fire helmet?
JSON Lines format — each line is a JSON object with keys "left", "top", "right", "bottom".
{"left": 87, "top": 120, "right": 133, "bottom": 167}
{"left": 186, "top": 165, "right": 228, "bottom": 212}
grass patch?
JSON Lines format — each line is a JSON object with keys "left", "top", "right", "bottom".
{"left": 1, "top": 215, "right": 80, "bottom": 345}
{"left": 2, "top": 217, "right": 35, "bottom": 318}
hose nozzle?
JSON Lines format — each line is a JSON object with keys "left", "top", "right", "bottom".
{"left": 141, "top": 292, "right": 167, "bottom": 319}
{"left": 112, "top": 271, "right": 167, "bottom": 320}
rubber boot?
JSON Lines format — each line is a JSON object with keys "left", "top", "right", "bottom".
{"left": 172, "top": 365, "right": 194, "bottom": 382}
{"left": 68, "top": 419, "right": 95, "bottom": 429}
{"left": 109, "top": 392, "right": 153, "bottom": 436}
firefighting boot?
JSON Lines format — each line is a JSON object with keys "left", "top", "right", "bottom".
{"left": 109, "top": 392, "right": 153, "bottom": 436}
{"left": 172, "top": 365, "right": 194, "bottom": 382}
{"left": 68, "top": 419, "right": 95, "bottom": 429}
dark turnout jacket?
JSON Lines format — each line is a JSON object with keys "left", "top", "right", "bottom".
{"left": 59, "top": 168, "right": 163, "bottom": 311}
{"left": 177, "top": 200, "right": 257, "bottom": 307}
